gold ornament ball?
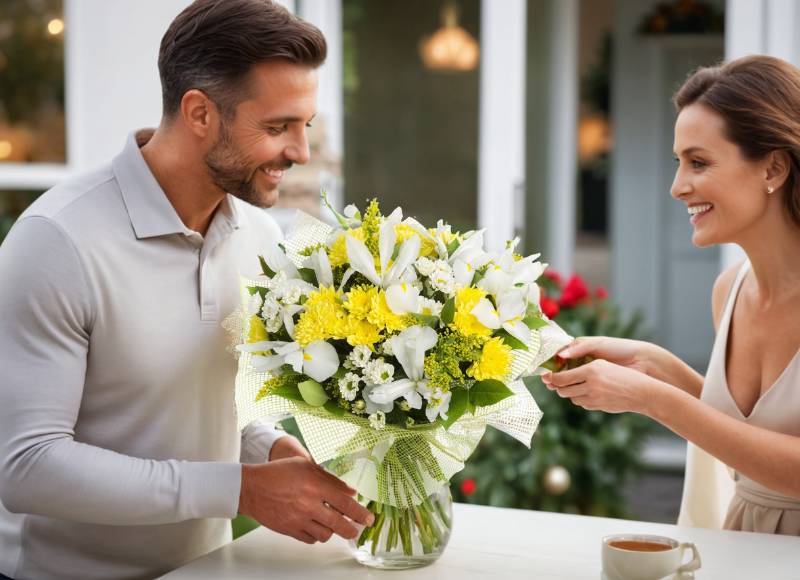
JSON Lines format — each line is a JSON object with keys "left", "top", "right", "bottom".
{"left": 543, "top": 464, "right": 571, "bottom": 495}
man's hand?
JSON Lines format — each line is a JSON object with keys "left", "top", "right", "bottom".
{"left": 269, "top": 435, "right": 311, "bottom": 461}
{"left": 239, "top": 458, "right": 374, "bottom": 544}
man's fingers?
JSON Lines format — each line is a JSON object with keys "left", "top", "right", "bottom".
{"left": 315, "top": 465, "right": 357, "bottom": 495}
{"left": 304, "top": 520, "right": 334, "bottom": 543}
{"left": 296, "top": 530, "right": 318, "bottom": 544}
{"left": 325, "top": 492, "right": 374, "bottom": 527}
{"left": 315, "top": 503, "right": 359, "bottom": 540}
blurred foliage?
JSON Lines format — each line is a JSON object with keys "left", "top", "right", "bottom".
{"left": 0, "top": 190, "right": 42, "bottom": 245}
{"left": 452, "top": 271, "right": 656, "bottom": 518}
{"left": 0, "top": 0, "right": 64, "bottom": 121}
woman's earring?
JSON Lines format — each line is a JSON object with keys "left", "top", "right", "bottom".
{"left": 767, "top": 185, "right": 775, "bottom": 195}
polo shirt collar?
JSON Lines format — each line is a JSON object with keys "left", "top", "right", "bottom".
{"left": 112, "top": 130, "right": 242, "bottom": 239}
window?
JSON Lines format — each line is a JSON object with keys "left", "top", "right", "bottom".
{"left": 0, "top": 0, "right": 65, "bottom": 164}
{"left": 342, "top": 0, "right": 481, "bottom": 231}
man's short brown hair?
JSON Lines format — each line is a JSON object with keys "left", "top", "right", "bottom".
{"left": 158, "top": 0, "right": 326, "bottom": 119}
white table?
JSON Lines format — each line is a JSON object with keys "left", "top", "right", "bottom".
{"left": 160, "top": 503, "right": 800, "bottom": 579}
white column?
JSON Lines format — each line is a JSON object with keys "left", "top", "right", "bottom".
{"left": 546, "top": 0, "right": 578, "bottom": 273}
{"left": 298, "top": 0, "right": 344, "bottom": 210}
{"left": 478, "top": 0, "right": 527, "bottom": 252}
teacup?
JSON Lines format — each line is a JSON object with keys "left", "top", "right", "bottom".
{"left": 601, "top": 534, "right": 701, "bottom": 580}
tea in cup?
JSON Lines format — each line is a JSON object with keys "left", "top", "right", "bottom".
{"left": 601, "top": 534, "right": 701, "bottom": 579}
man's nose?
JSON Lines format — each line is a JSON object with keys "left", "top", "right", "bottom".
{"left": 285, "top": 131, "right": 310, "bottom": 165}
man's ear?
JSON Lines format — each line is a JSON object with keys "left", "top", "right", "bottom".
{"left": 179, "top": 89, "right": 219, "bottom": 139}
{"left": 765, "top": 149, "right": 791, "bottom": 192}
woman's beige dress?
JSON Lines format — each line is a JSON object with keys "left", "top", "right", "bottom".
{"left": 679, "top": 261, "right": 800, "bottom": 535}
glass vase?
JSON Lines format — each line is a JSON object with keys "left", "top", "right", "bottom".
{"left": 349, "top": 484, "right": 453, "bottom": 569}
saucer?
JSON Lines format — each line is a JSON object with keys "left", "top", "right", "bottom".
{"left": 601, "top": 573, "right": 695, "bottom": 580}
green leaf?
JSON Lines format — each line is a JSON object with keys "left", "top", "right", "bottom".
{"left": 258, "top": 255, "right": 275, "bottom": 278}
{"left": 446, "top": 238, "right": 460, "bottom": 255}
{"left": 409, "top": 312, "right": 439, "bottom": 328}
{"left": 523, "top": 314, "right": 548, "bottom": 330}
{"left": 272, "top": 383, "right": 303, "bottom": 403}
{"left": 441, "top": 297, "right": 456, "bottom": 324}
{"left": 298, "top": 380, "right": 330, "bottom": 407}
{"left": 441, "top": 389, "right": 471, "bottom": 429}
{"left": 298, "top": 268, "right": 318, "bottom": 285}
{"left": 323, "top": 400, "right": 346, "bottom": 417}
{"left": 496, "top": 329, "right": 528, "bottom": 351}
{"left": 470, "top": 379, "right": 514, "bottom": 407}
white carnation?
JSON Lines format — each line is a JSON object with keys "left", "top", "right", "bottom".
{"left": 429, "top": 261, "right": 455, "bottom": 295}
{"left": 415, "top": 257, "right": 436, "bottom": 277}
{"left": 279, "top": 285, "right": 302, "bottom": 305}
{"left": 264, "top": 313, "right": 283, "bottom": 333}
{"left": 261, "top": 294, "right": 281, "bottom": 320}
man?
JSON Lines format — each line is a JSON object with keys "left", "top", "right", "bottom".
{"left": 0, "top": 1, "right": 372, "bottom": 578}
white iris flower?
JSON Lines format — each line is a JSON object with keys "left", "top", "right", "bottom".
{"left": 366, "top": 325, "right": 437, "bottom": 412}
{"left": 470, "top": 288, "right": 531, "bottom": 345}
{"left": 345, "top": 208, "right": 421, "bottom": 314}
{"left": 239, "top": 339, "right": 340, "bottom": 383}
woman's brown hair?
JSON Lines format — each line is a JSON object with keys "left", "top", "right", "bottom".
{"left": 674, "top": 55, "right": 800, "bottom": 225}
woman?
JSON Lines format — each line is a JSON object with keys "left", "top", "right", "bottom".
{"left": 542, "top": 54, "right": 800, "bottom": 535}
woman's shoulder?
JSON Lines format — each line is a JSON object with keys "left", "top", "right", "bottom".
{"left": 711, "top": 261, "right": 747, "bottom": 331}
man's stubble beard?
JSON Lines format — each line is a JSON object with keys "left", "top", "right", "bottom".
{"left": 204, "top": 119, "right": 283, "bottom": 208}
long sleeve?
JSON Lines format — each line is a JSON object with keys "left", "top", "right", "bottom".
{"left": 0, "top": 217, "right": 241, "bottom": 525}
{"left": 240, "top": 419, "right": 288, "bottom": 464}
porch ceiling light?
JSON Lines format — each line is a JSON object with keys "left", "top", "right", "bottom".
{"left": 420, "top": 2, "right": 479, "bottom": 72}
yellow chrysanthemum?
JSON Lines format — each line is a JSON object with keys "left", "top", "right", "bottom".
{"left": 468, "top": 337, "right": 512, "bottom": 381}
{"left": 293, "top": 286, "right": 347, "bottom": 347}
{"left": 328, "top": 227, "right": 365, "bottom": 268}
{"left": 452, "top": 287, "right": 492, "bottom": 338}
{"left": 367, "top": 290, "right": 410, "bottom": 332}
{"left": 247, "top": 314, "right": 268, "bottom": 343}
{"left": 343, "top": 316, "right": 382, "bottom": 347}
{"left": 344, "top": 285, "right": 378, "bottom": 320}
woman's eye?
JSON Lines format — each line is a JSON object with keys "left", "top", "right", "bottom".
{"left": 267, "top": 126, "right": 286, "bottom": 136}
{"left": 691, "top": 159, "right": 706, "bottom": 169}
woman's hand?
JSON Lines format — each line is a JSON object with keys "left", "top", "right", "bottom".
{"left": 541, "top": 358, "right": 663, "bottom": 415}
{"left": 557, "top": 336, "right": 656, "bottom": 375}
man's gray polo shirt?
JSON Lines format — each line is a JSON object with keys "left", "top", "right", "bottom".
{"left": 0, "top": 130, "right": 285, "bottom": 579}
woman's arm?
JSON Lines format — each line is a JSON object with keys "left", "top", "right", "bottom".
{"left": 555, "top": 262, "right": 744, "bottom": 398}
{"left": 543, "top": 361, "right": 800, "bottom": 498}
{"left": 557, "top": 337, "right": 705, "bottom": 397}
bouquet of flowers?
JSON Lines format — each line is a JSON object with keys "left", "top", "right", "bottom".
{"left": 232, "top": 196, "right": 570, "bottom": 568}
